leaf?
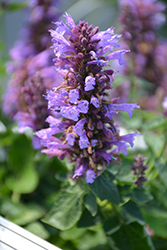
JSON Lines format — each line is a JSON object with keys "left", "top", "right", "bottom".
{"left": 144, "top": 132, "right": 166, "bottom": 157}
{"left": 1, "top": 199, "right": 45, "bottom": 226}
{"left": 77, "top": 208, "right": 103, "bottom": 228}
{"left": 5, "top": 3, "right": 27, "bottom": 11}
{"left": 103, "top": 216, "right": 121, "bottom": 235}
{"left": 5, "top": 165, "right": 39, "bottom": 194}
{"left": 88, "top": 173, "right": 120, "bottom": 205}
{"left": 25, "top": 222, "right": 49, "bottom": 239}
{"left": 8, "top": 134, "right": 34, "bottom": 172}
{"left": 43, "top": 190, "right": 83, "bottom": 230}
{"left": 121, "top": 200, "right": 145, "bottom": 225}
{"left": 111, "top": 222, "right": 155, "bottom": 250}
{"left": 84, "top": 192, "right": 97, "bottom": 216}
{"left": 155, "top": 161, "right": 167, "bottom": 187}
{"left": 142, "top": 115, "right": 167, "bottom": 130}
{"left": 60, "top": 226, "right": 87, "bottom": 240}
{"left": 131, "top": 189, "right": 153, "bottom": 204}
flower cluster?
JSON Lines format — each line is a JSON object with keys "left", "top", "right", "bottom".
{"left": 119, "top": 0, "right": 165, "bottom": 85}
{"left": 36, "top": 13, "right": 139, "bottom": 183}
{"left": 131, "top": 154, "right": 148, "bottom": 186}
{"left": 3, "top": 0, "right": 61, "bottom": 148}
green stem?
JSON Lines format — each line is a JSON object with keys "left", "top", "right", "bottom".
{"left": 11, "top": 191, "right": 21, "bottom": 203}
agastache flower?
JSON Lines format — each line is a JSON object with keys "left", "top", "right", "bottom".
{"left": 119, "top": 0, "right": 165, "bottom": 85}
{"left": 131, "top": 154, "right": 148, "bottom": 186}
{"left": 3, "top": 0, "right": 61, "bottom": 149}
{"left": 36, "top": 13, "right": 139, "bottom": 183}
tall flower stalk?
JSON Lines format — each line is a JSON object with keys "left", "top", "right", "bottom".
{"left": 36, "top": 13, "right": 139, "bottom": 183}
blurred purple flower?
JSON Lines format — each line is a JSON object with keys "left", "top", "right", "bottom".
{"left": 131, "top": 154, "right": 148, "bottom": 186}
{"left": 3, "top": 0, "right": 61, "bottom": 148}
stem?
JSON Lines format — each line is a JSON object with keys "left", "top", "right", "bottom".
{"left": 11, "top": 191, "right": 21, "bottom": 203}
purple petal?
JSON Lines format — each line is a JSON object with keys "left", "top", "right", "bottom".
{"left": 66, "top": 133, "right": 75, "bottom": 146}
{"left": 74, "top": 164, "right": 87, "bottom": 177}
{"left": 73, "top": 118, "right": 87, "bottom": 136}
{"left": 64, "top": 12, "right": 75, "bottom": 28}
{"left": 90, "top": 95, "right": 100, "bottom": 108}
{"left": 111, "top": 103, "right": 140, "bottom": 117}
{"left": 14, "top": 112, "right": 36, "bottom": 133}
{"left": 120, "top": 133, "right": 140, "bottom": 147}
{"left": 96, "top": 150, "right": 112, "bottom": 163}
{"left": 91, "top": 139, "right": 98, "bottom": 147}
{"left": 106, "top": 49, "right": 130, "bottom": 65}
{"left": 61, "top": 106, "right": 80, "bottom": 121}
{"left": 86, "top": 169, "right": 96, "bottom": 183}
{"left": 32, "top": 136, "right": 42, "bottom": 150}
{"left": 84, "top": 76, "right": 96, "bottom": 91}
{"left": 69, "top": 89, "right": 79, "bottom": 104}
{"left": 79, "top": 130, "right": 90, "bottom": 149}
{"left": 77, "top": 100, "right": 89, "bottom": 114}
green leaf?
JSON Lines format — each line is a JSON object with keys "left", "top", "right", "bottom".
{"left": 121, "top": 200, "right": 145, "bottom": 225}
{"left": 155, "top": 161, "right": 167, "bottom": 187}
{"left": 60, "top": 226, "right": 87, "bottom": 240}
{"left": 84, "top": 192, "right": 97, "bottom": 216}
{"left": 8, "top": 134, "right": 34, "bottom": 172}
{"left": 107, "top": 158, "right": 133, "bottom": 183}
{"left": 88, "top": 173, "right": 120, "bottom": 205}
{"left": 1, "top": 199, "right": 45, "bottom": 226}
{"left": 5, "top": 3, "right": 27, "bottom": 11}
{"left": 103, "top": 216, "right": 121, "bottom": 235}
{"left": 142, "top": 115, "right": 167, "bottom": 130}
{"left": 25, "top": 222, "right": 49, "bottom": 239}
{"left": 5, "top": 166, "right": 39, "bottom": 194}
{"left": 144, "top": 132, "right": 165, "bottom": 157}
{"left": 131, "top": 189, "right": 153, "bottom": 204}
{"left": 111, "top": 222, "right": 155, "bottom": 250}
{"left": 77, "top": 208, "right": 103, "bottom": 228}
{"left": 43, "top": 190, "right": 83, "bottom": 230}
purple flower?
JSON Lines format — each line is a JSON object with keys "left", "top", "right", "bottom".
{"left": 61, "top": 106, "right": 80, "bottom": 121}
{"left": 74, "top": 164, "right": 87, "bottom": 177}
{"left": 131, "top": 154, "right": 148, "bottom": 186}
{"left": 85, "top": 76, "right": 96, "bottom": 91}
{"left": 69, "top": 89, "right": 79, "bottom": 104}
{"left": 86, "top": 169, "right": 96, "bottom": 183}
{"left": 73, "top": 118, "right": 87, "bottom": 136}
{"left": 90, "top": 95, "right": 100, "bottom": 108}
{"left": 36, "top": 13, "right": 139, "bottom": 183}
{"left": 2, "top": 0, "right": 61, "bottom": 149}
{"left": 77, "top": 100, "right": 89, "bottom": 114}
{"left": 66, "top": 133, "right": 75, "bottom": 146}
{"left": 79, "top": 131, "right": 90, "bottom": 149}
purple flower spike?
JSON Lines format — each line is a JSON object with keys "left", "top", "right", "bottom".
{"left": 85, "top": 76, "right": 96, "bottom": 91}
{"left": 69, "top": 89, "right": 79, "bottom": 104}
{"left": 86, "top": 169, "right": 96, "bottom": 183}
{"left": 2, "top": 0, "right": 61, "bottom": 149}
{"left": 36, "top": 13, "right": 139, "bottom": 183}
{"left": 77, "top": 100, "right": 89, "bottom": 114}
